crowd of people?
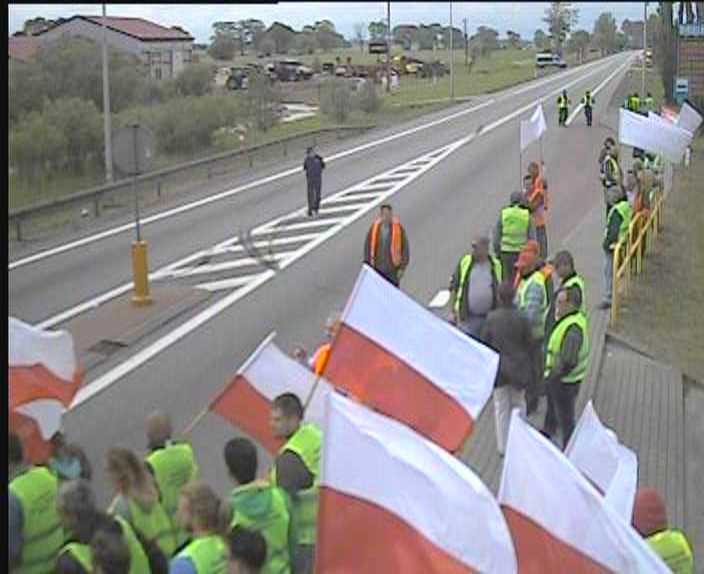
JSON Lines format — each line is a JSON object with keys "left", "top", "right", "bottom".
{"left": 9, "top": 92, "right": 693, "bottom": 574}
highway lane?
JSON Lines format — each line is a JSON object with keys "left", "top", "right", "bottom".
{"left": 8, "top": 54, "right": 627, "bottom": 325}
{"left": 57, "top": 53, "right": 635, "bottom": 505}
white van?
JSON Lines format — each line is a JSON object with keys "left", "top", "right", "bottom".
{"left": 536, "top": 53, "right": 567, "bottom": 69}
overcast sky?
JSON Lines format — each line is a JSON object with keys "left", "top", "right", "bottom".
{"left": 8, "top": 3, "right": 650, "bottom": 44}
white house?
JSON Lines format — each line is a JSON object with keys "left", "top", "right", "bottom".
{"left": 37, "top": 15, "right": 195, "bottom": 80}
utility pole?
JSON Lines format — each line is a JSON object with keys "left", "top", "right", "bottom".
{"left": 101, "top": 3, "right": 113, "bottom": 182}
{"left": 642, "top": 1, "right": 647, "bottom": 98}
{"left": 449, "top": 1, "right": 454, "bottom": 100}
{"left": 463, "top": 17, "right": 468, "bottom": 70}
{"left": 386, "top": 1, "right": 391, "bottom": 93}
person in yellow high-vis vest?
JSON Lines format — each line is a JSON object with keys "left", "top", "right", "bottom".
{"left": 106, "top": 447, "right": 179, "bottom": 562}
{"left": 224, "top": 437, "right": 292, "bottom": 574}
{"left": 55, "top": 479, "right": 150, "bottom": 574}
{"left": 600, "top": 191, "right": 632, "bottom": 309}
{"left": 9, "top": 432, "right": 64, "bottom": 574}
{"left": 557, "top": 89, "right": 571, "bottom": 126}
{"left": 542, "top": 287, "right": 589, "bottom": 449}
{"left": 632, "top": 487, "right": 695, "bottom": 574}
{"left": 269, "top": 393, "right": 321, "bottom": 574}
{"left": 171, "top": 481, "right": 230, "bottom": 574}
{"left": 145, "top": 410, "right": 200, "bottom": 552}
{"left": 494, "top": 192, "right": 536, "bottom": 281}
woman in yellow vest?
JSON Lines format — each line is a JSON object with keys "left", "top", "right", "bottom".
{"left": 106, "top": 447, "right": 179, "bottom": 562}
{"left": 171, "top": 481, "right": 230, "bottom": 574}
{"left": 632, "top": 487, "right": 694, "bottom": 573}
{"left": 55, "top": 479, "right": 150, "bottom": 574}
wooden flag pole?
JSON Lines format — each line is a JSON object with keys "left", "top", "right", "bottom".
{"left": 519, "top": 124, "right": 523, "bottom": 188}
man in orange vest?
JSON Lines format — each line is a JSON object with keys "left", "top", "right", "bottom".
{"left": 364, "top": 204, "right": 410, "bottom": 287}
{"left": 293, "top": 311, "right": 341, "bottom": 376}
{"left": 525, "top": 162, "right": 548, "bottom": 259}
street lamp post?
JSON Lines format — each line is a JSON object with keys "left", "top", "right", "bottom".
{"left": 386, "top": 1, "right": 391, "bottom": 94}
{"left": 449, "top": 1, "right": 454, "bottom": 100}
{"left": 102, "top": 3, "right": 113, "bottom": 183}
{"left": 642, "top": 2, "right": 647, "bottom": 98}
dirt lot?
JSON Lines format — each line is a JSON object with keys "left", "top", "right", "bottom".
{"left": 611, "top": 135, "right": 704, "bottom": 383}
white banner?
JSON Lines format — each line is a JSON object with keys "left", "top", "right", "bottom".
{"left": 619, "top": 109, "right": 691, "bottom": 164}
{"left": 677, "top": 102, "right": 703, "bottom": 136}
{"left": 520, "top": 105, "right": 547, "bottom": 152}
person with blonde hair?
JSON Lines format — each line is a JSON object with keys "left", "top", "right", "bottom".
{"left": 170, "top": 481, "right": 230, "bottom": 574}
{"left": 106, "top": 447, "right": 178, "bottom": 562}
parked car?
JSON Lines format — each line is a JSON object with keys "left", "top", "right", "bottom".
{"left": 535, "top": 52, "right": 567, "bottom": 69}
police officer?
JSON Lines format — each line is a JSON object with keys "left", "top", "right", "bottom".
{"left": 269, "top": 393, "right": 322, "bottom": 574}
{"left": 581, "top": 90, "right": 595, "bottom": 126}
{"left": 600, "top": 189, "right": 632, "bottom": 310}
{"left": 9, "top": 432, "right": 64, "bottom": 574}
{"left": 557, "top": 89, "right": 571, "bottom": 126}
{"left": 601, "top": 143, "right": 623, "bottom": 219}
{"left": 145, "top": 410, "right": 200, "bottom": 552}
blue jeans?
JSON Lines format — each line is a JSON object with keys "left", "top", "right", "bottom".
{"left": 603, "top": 250, "right": 614, "bottom": 303}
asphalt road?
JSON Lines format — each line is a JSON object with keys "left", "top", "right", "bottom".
{"left": 10, "top": 52, "right": 636, "bottom": 504}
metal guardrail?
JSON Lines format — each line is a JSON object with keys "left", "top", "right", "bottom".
{"left": 8, "top": 124, "right": 374, "bottom": 241}
{"left": 610, "top": 165, "right": 671, "bottom": 326}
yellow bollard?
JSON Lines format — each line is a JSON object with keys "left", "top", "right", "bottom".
{"left": 131, "top": 240, "right": 152, "bottom": 306}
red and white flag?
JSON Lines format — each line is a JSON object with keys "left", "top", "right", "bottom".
{"left": 324, "top": 265, "right": 498, "bottom": 452}
{"left": 9, "top": 318, "right": 82, "bottom": 463}
{"left": 498, "top": 410, "right": 669, "bottom": 573}
{"left": 210, "top": 332, "right": 330, "bottom": 454}
{"left": 565, "top": 400, "right": 638, "bottom": 522}
{"left": 317, "top": 391, "right": 517, "bottom": 573}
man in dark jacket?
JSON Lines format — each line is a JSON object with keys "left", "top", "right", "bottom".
{"left": 599, "top": 190, "right": 632, "bottom": 310}
{"left": 363, "top": 204, "right": 410, "bottom": 287}
{"left": 480, "top": 281, "right": 534, "bottom": 456}
{"left": 303, "top": 147, "right": 325, "bottom": 217}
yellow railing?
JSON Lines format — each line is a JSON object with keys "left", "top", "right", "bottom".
{"left": 610, "top": 189, "right": 666, "bottom": 326}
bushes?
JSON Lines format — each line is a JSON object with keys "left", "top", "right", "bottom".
{"left": 244, "top": 73, "right": 280, "bottom": 131}
{"left": 320, "top": 77, "right": 352, "bottom": 122}
{"left": 173, "top": 63, "right": 214, "bottom": 97}
{"left": 354, "top": 79, "right": 381, "bottom": 113}
{"left": 9, "top": 97, "right": 102, "bottom": 180}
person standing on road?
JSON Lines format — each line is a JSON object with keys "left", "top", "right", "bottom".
{"left": 545, "top": 250, "right": 587, "bottom": 338}
{"left": 106, "top": 447, "right": 178, "bottom": 561}
{"left": 9, "top": 432, "right": 64, "bottom": 574}
{"left": 581, "top": 90, "right": 595, "bottom": 127}
{"left": 632, "top": 487, "right": 695, "bottom": 574}
{"left": 525, "top": 162, "right": 548, "bottom": 258}
{"left": 144, "top": 411, "right": 200, "bottom": 553}
{"left": 557, "top": 90, "right": 571, "bottom": 126}
{"left": 269, "top": 393, "right": 321, "bottom": 574}
{"left": 170, "top": 481, "right": 230, "bottom": 574}
{"left": 494, "top": 192, "right": 535, "bottom": 282}
{"left": 364, "top": 204, "right": 410, "bottom": 288}
{"left": 55, "top": 479, "right": 150, "bottom": 574}
{"left": 449, "top": 235, "right": 503, "bottom": 338}
{"left": 542, "top": 287, "right": 589, "bottom": 449}
{"left": 480, "top": 281, "right": 534, "bottom": 456}
{"left": 303, "top": 147, "right": 325, "bottom": 217}
{"left": 600, "top": 189, "right": 632, "bottom": 310}
{"left": 293, "top": 311, "right": 341, "bottom": 376}
{"left": 224, "top": 437, "right": 292, "bottom": 574}
{"left": 601, "top": 143, "right": 623, "bottom": 219}
{"left": 514, "top": 249, "right": 549, "bottom": 415}
{"left": 642, "top": 92, "right": 656, "bottom": 114}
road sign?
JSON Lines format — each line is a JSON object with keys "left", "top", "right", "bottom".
{"left": 112, "top": 125, "right": 155, "bottom": 176}
{"left": 674, "top": 77, "right": 689, "bottom": 106}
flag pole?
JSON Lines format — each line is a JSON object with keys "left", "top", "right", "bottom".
{"left": 518, "top": 124, "right": 523, "bottom": 187}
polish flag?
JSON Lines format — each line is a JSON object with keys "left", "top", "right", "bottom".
{"left": 324, "top": 265, "right": 498, "bottom": 452}
{"left": 210, "top": 332, "right": 330, "bottom": 454}
{"left": 9, "top": 318, "right": 82, "bottom": 463}
{"left": 498, "top": 411, "right": 669, "bottom": 573}
{"left": 316, "top": 391, "right": 517, "bottom": 573}
{"left": 565, "top": 401, "right": 638, "bottom": 522}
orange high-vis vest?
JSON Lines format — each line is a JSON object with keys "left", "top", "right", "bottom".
{"left": 369, "top": 217, "right": 403, "bottom": 268}
{"left": 312, "top": 343, "right": 332, "bottom": 376}
{"left": 527, "top": 174, "right": 547, "bottom": 227}
{"left": 513, "top": 262, "right": 553, "bottom": 290}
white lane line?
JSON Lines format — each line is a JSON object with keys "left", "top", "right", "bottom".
{"left": 39, "top": 56, "right": 632, "bottom": 334}
{"left": 195, "top": 275, "right": 266, "bottom": 292}
{"left": 68, "top": 56, "right": 631, "bottom": 408}
{"left": 10, "top": 56, "right": 622, "bottom": 272}
{"left": 565, "top": 56, "right": 633, "bottom": 126}
{"left": 70, "top": 134, "right": 473, "bottom": 408}
{"left": 429, "top": 290, "right": 451, "bottom": 308}
{"left": 316, "top": 205, "right": 364, "bottom": 215}
{"left": 252, "top": 218, "right": 347, "bottom": 234}
{"left": 323, "top": 193, "right": 383, "bottom": 204}
{"left": 162, "top": 254, "right": 290, "bottom": 279}
{"left": 209, "top": 234, "right": 319, "bottom": 255}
